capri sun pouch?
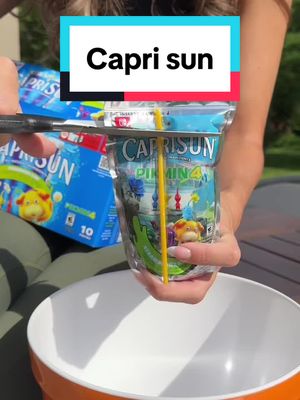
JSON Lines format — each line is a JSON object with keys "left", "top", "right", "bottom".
{"left": 105, "top": 102, "right": 235, "bottom": 281}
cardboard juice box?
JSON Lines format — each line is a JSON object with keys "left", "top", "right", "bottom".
{"left": 0, "top": 132, "right": 120, "bottom": 247}
{"left": 0, "top": 63, "right": 120, "bottom": 247}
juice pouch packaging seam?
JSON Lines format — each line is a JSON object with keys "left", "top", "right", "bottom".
{"left": 105, "top": 102, "right": 236, "bottom": 281}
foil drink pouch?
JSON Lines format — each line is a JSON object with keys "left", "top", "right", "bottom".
{"left": 105, "top": 102, "right": 235, "bottom": 280}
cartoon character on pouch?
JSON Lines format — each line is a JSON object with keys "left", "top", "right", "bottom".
{"left": 172, "top": 192, "right": 204, "bottom": 245}
{"left": 0, "top": 193, "right": 4, "bottom": 209}
{"left": 128, "top": 177, "right": 145, "bottom": 201}
{"left": 172, "top": 219, "right": 204, "bottom": 244}
{"left": 150, "top": 220, "right": 177, "bottom": 247}
{"left": 0, "top": 183, "right": 11, "bottom": 209}
{"left": 16, "top": 189, "right": 53, "bottom": 223}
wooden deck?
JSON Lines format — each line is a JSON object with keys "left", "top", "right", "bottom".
{"left": 224, "top": 206, "right": 300, "bottom": 303}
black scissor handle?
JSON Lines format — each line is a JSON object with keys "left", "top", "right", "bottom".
{"left": 0, "top": 115, "right": 64, "bottom": 134}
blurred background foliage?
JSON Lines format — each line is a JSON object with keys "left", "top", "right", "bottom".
{"left": 19, "top": 5, "right": 58, "bottom": 69}
{"left": 17, "top": 0, "right": 300, "bottom": 179}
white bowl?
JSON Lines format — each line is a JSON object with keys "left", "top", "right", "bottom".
{"left": 28, "top": 271, "right": 300, "bottom": 400}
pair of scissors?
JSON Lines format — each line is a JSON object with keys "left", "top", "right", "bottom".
{"left": 0, "top": 114, "right": 202, "bottom": 139}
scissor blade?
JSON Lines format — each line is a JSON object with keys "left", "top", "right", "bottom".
{"left": 57, "top": 119, "right": 204, "bottom": 138}
{"left": 0, "top": 115, "right": 215, "bottom": 138}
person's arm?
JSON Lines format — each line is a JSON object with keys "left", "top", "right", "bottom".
{"left": 219, "top": 0, "right": 292, "bottom": 231}
{"left": 0, "top": 57, "right": 56, "bottom": 156}
{"left": 137, "top": 0, "right": 292, "bottom": 303}
{"left": 0, "top": 0, "right": 23, "bottom": 17}
{"left": 0, "top": 57, "right": 19, "bottom": 148}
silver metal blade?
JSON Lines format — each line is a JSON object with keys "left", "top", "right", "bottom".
{"left": 52, "top": 119, "right": 215, "bottom": 138}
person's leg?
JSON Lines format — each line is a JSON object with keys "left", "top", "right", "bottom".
{"left": 33, "top": 243, "right": 128, "bottom": 288}
{"left": 0, "top": 211, "right": 53, "bottom": 316}
{"left": 0, "top": 244, "right": 127, "bottom": 400}
{"left": 0, "top": 210, "right": 77, "bottom": 316}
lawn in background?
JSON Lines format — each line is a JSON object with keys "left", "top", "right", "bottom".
{"left": 262, "top": 133, "right": 300, "bottom": 180}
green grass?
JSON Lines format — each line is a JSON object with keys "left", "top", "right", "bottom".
{"left": 262, "top": 167, "right": 300, "bottom": 180}
{"left": 261, "top": 133, "right": 300, "bottom": 180}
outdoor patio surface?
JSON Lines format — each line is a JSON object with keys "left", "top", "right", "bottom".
{"left": 224, "top": 180, "right": 300, "bottom": 303}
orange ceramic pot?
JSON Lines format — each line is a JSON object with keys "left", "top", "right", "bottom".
{"left": 28, "top": 271, "right": 300, "bottom": 400}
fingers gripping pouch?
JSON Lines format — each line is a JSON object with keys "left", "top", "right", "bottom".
{"left": 105, "top": 102, "right": 235, "bottom": 281}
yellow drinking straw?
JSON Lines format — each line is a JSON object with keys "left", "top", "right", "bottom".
{"left": 154, "top": 108, "right": 169, "bottom": 285}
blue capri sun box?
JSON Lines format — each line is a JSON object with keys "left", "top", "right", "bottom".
{"left": 0, "top": 133, "right": 121, "bottom": 248}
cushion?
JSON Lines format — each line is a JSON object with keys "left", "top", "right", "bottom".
{"left": 0, "top": 211, "right": 52, "bottom": 315}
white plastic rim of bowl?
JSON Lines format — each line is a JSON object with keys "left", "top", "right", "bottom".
{"left": 27, "top": 271, "right": 300, "bottom": 400}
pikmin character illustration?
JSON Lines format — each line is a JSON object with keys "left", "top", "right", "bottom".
{"left": 175, "top": 188, "right": 181, "bottom": 210}
{"left": 128, "top": 177, "right": 145, "bottom": 201}
{"left": 172, "top": 192, "right": 204, "bottom": 244}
